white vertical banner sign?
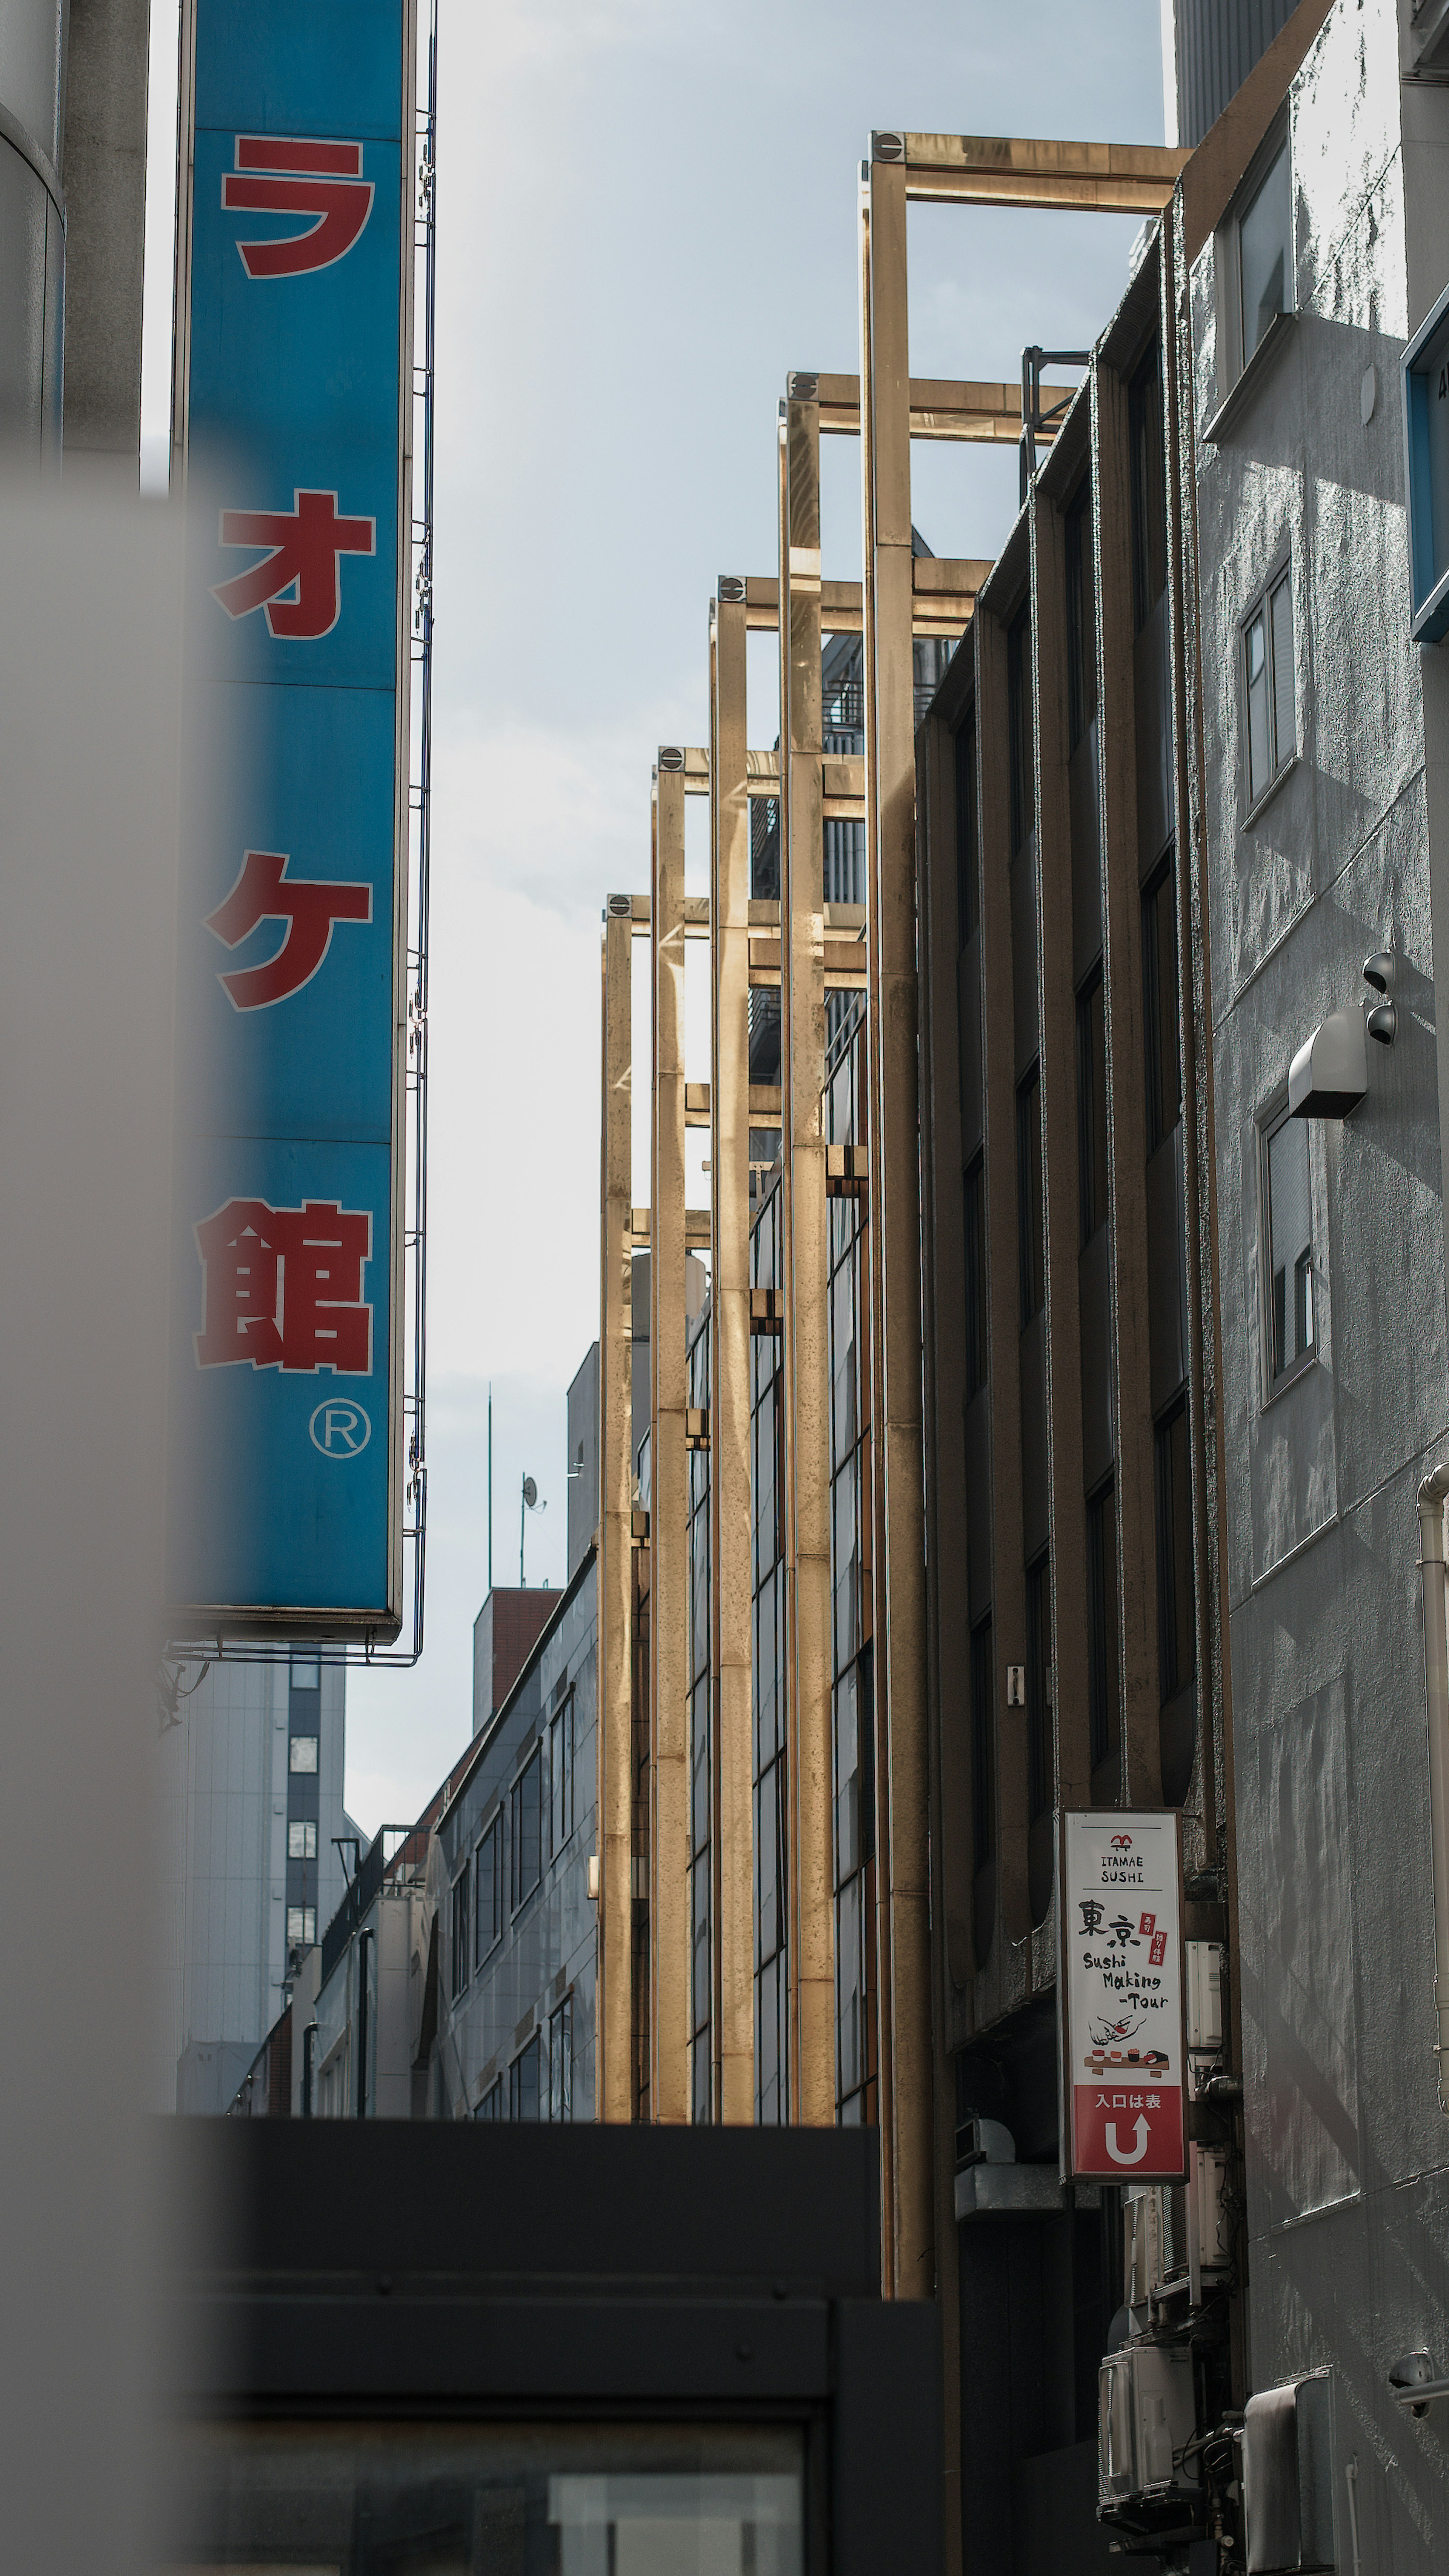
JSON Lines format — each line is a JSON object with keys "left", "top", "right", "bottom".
{"left": 1058, "top": 1810, "right": 1187, "bottom": 2181}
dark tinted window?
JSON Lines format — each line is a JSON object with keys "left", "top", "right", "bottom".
{"left": 1155, "top": 1401, "right": 1195, "bottom": 1704}
{"left": 511, "top": 1747, "right": 542, "bottom": 1913}
{"left": 550, "top": 1695, "right": 574, "bottom": 1855}
{"left": 450, "top": 1867, "right": 470, "bottom": 2003}
{"left": 964, "top": 1153, "right": 988, "bottom": 1396}
{"left": 1129, "top": 340, "right": 1167, "bottom": 633}
{"left": 509, "top": 2031, "right": 541, "bottom": 2122}
{"left": 1076, "top": 971, "right": 1108, "bottom": 1242}
{"left": 970, "top": 1617, "right": 995, "bottom": 1872}
{"left": 475, "top": 1812, "right": 503, "bottom": 1967}
{"left": 1016, "top": 1068, "right": 1044, "bottom": 1325}
{"left": 1087, "top": 1481, "right": 1120, "bottom": 1775}
{"left": 1264, "top": 1109, "right": 1314, "bottom": 1383}
{"left": 955, "top": 716, "right": 978, "bottom": 947}
{"left": 1143, "top": 855, "right": 1181, "bottom": 1152}
{"left": 1007, "top": 607, "right": 1034, "bottom": 856}
{"left": 1066, "top": 482, "right": 1097, "bottom": 750}
{"left": 1025, "top": 1557, "right": 1052, "bottom": 1823}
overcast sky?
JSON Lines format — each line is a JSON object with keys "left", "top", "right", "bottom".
{"left": 143, "top": 0, "right": 1170, "bottom": 1834}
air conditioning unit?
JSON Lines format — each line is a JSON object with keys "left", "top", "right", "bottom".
{"left": 1098, "top": 2341, "right": 1201, "bottom": 2530}
{"left": 1243, "top": 2372, "right": 1337, "bottom": 2573}
{"left": 1186, "top": 1940, "right": 1224, "bottom": 2056}
{"left": 1125, "top": 2183, "right": 1190, "bottom": 2325}
{"left": 1189, "top": 2142, "right": 1233, "bottom": 2280}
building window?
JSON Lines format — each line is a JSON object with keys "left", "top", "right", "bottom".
{"left": 1087, "top": 1480, "right": 1120, "bottom": 1776}
{"left": 289, "top": 1734, "right": 318, "bottom": 1774}
{"left": 1155, "top": 1401, "right": 1195, "bottom": 1706}
{"left": 1076, "top": 971, "right": 1108, "bottom": 1243}
{"left": 963, "top": 1153, "right": 988, "bottom": 1396}
{"left": 286, "top": 1905, "right": 316, "bottom": 1949}
{"left": 1262, "top": 1106, "right": 1314, "bottom": 1386}
{"left": 511, "top": 1744, "right": 543, "bottom": 1913}
{"left": 509, "top": 2031, "right": 541, "bottom": 2123}
{"left": 475, "top": 1809, "right": 504, "bottom": 1966}
{"left": 289, "top": 1656, "right": 320, "bottom": 1691}
{"left": 1237, "top": 135, "right": 1291, "bottom": 369}
{"left": 1129, "top": 339, "right": 1166, "bottom": 634}
{"left": 1007, "top": 605, "right": 1034, "bottom": 855}
{"left": 1016, "top": 1067, "right": 1044, "bottom": 1325}
{"left": 550, "top": 1993, "right": 573, "bottom": 2123}
{"left": 475, "top": 2076, "right": 503, "bottom": 2121}
{"left": 1025, "top": 1555, "right": 1052, "bottom": 1824}
{"left": 1243, "top": 566, "right": 1295, "bottom": 809}
{"left": 1142, "top": 855, "right": 1181, "bottom": 1152}
{"left": 287, "top": 1819, "right": 318, "bottom": 1861}
{"left": 969, "top": 1616, "right": 995, "bottom": 1873}
{"left": 1066, "top": 480, "right": 1097, "bottom": 750}
{"left": 450, "top": 1864, "right": 471, "bottom": 2001}
{"left": 955, "top": 714, "right": 978, "bottom": 946}
{"left": 550, "top": 1693, "right": 575, "bottom": 1857}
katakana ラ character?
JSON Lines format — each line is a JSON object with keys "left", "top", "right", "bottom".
{"left": 212, "top": 490, "right": 375, "bottom": 640}
{"left": 194, "top": 1198, "right": 371, "bottom": 1373}
{"left": 223, "top": 136, "right": 374, "bottom": 278}
{"left": 1078, "top": 1898, "right": 1105, "bottom": 1937}
{"left": 205, "top": 849, "right": 371, "bottom": 1009}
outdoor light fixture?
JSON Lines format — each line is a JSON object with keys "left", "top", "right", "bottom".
{"left": 1288, "top": 951, "right": 1398, "bottom": 1118}
{"left": 1389, "top": 2349, "right": 1449, "bottom": 2416}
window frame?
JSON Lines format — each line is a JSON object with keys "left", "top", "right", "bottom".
{"left": 549, "top": 1692, "right": 575, "bottom": 1858}
{"left": 510, "top": 1742, "right": 543, "bottom": 1917}
{"left": 508, "top": 2029, "right": 542, "bottom": 2123}
{"left": 475, "top": 1806, "right": 505, "bottom": 1968}
{"left": 1258, "top": 1095, "right": 1318, "bottom": 1401}
{"left": 287, "top": 1818, "right": 318, "bottom": 1862}
{"left": 1015, "top": 1066, "right": 1045, "bottom": 1327}
{"left": 288, "top": 1733, "right": 319, "bottom": 1775}
{"left": 285, "top": 1904, "right": 316, "bottom": 1949}
{"left": 1214, "top": 115, "right": 1294, "bottom": 411}
{"left": 449, "top": 1860, "right": 471, "bottom": 2002}
{"left": 1075, "top": 969, "right": 1108, "bottom": 1245}
{"left": 1141, "top": 852, "right": 1181, "bottom": 1156}
{"left": 1240, "top": 553, "right": 1297, "bottom": 821}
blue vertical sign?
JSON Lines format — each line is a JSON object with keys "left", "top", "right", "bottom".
{"left": 168, "top": 0, "right": 414, "bottom": 1635}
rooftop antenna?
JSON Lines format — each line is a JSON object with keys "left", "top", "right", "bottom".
{"left": 521, "top": 1473, "right": 546, "bottom": 1586}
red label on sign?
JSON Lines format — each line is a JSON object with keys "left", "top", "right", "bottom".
{"left": 1073, "top": 2082, "right": 1184, "bottom": 2179}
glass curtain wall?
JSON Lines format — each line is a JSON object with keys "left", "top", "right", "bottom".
{"left": 750, "top": 1181, "right": 789, "bottom": 2124}
{"left": 686, "top": 1313, "right": 713, "bottom": 2122}
{"left": 825, "top": 1018, "right": 877, "bottom": 2125}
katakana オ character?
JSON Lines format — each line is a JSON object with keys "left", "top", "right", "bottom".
{"left": 205, "top": 849, "right": 371, "bottom": 1009}
{"left": 194, "top": 1198, "right": 371, "bottom": 1373}
{"left": 212, "top": 490, "right": 375, "bottom": 640}
{"left": 1078, "top": 1898, "right": 1105, "bottom": 1937}
{"left": 223, "top": 136, "right": 373, "bottom": 278}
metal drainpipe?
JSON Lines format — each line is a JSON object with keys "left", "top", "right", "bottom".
{"left": 1415, "top": 1466, "right": 1449, "bottom": 2112}
{"left": 353, "top": 1937, "right": 369, "bottom": 2112}
{"left": 302, "top": 2019, "right": 317, "bottom": 2118}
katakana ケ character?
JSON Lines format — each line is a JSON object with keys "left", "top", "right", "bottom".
{"left": 212, "top": 490, "right": 375, "bottom": 640}
{"left": 223, "top": 135, "right": 373, "bottom": 278}
{"left": 205, "top": 849, "right": 371, "bottom": 1009}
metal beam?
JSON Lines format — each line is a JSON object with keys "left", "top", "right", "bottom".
{"left": 871, "top": 129, "right": 1188, "bottom": 212}
{"left": 860, "top": 148, "right": 935, "bottom": 2304}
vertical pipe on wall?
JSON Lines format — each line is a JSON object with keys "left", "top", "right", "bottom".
{"left": 650, "top": 764, "right": 690, "bottom": 2121}
{"left": 860, "top": 142, "right": 934, "bottom": 2300}
{"left": 711, "top": 590, "right": 756, "bottom": 2124}
{"left": 1417, "top": 1468, "right": 1449, "bottom": 2113}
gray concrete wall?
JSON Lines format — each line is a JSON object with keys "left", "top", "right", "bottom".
{"left": 60, "top": 0, "right": 149, "bottom": 473}
{"left": 1190, "top": 1, "right": 1449, "bottom": 2556}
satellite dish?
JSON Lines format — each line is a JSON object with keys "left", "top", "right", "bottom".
{"left": 523, "top": 1476, "right": 538, "bottom": 1509}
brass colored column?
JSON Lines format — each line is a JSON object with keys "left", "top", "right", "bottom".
{"left": 710, "top": 591, "right": 755, "bottom": 2123}
{"left": 860, "top": 146, "right": 934, "bottom": 2300}
{"left": 778, "top": 394, "right": 835, "bottom": 2129}
{"left": 599, "top": 906, "right": 635, "bottom": 2121}
{"left": 651, "top": 762, "right": 691, "bottom": 2119}
{"left": 1029, "top": 490, "right": 1092, "bottom": 1812}
{"left": 1092, "top": 363, "right": 1162, "bottom": 1803}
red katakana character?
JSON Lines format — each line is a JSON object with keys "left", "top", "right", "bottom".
{"left": 212, "top": 490, "right": 375, "bottom": 640}
{"left": 194, "top": 1199, "right": 372, "bottom": 1373}
{"left": 205, "top": 849, "right": 371, "bottom": 1009}
{"left": 223, "top": 136, "right": 374, "bottom": 279}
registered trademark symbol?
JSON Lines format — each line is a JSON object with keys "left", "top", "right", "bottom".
{"left": 309, "top": 1398, "right": 371, "bottom": 1458}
